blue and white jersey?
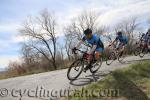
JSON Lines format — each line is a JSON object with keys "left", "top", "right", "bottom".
{"left": 143, "top": 33, "right": 150, "bottom": 42}
{"left": 82, "top": 34, "right": 104, "bottom": 49}
{"left": 115, "top": 35, "right": 128, "bottom": 44}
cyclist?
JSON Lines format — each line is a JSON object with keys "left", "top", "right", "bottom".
{"left": 72, "top": 28, "right": 104, "bottom": 61}
{"left": 141, "top": 33, "right": 146, "bottom": 46}
{"left": 140, "top": 29, "right": 150, "bottom": 49}
{"left": 140, "top": 33, "right": 146, "bottom": 41}
{"left": 109, "top": 31, "right": 128, "bottom": 54}
{"left": 145, "top": 29, "right": 150, "bottom": 49}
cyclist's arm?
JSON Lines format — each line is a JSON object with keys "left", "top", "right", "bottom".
{"left": 88, "top": 45, "right": 97, "bottom": 54}
{"left": 75, "top": 36, "right": 86, "bottom": 48}
{"left": 140, "top": 36, "right": 143, "bottom": 41}
{"left": 75, "top": 40, "right": 84, "bottom": 48}
{"left": 140, "top": 35, "right": 144, "bottom": 42}
{"left": 110, "top": 36, "right": 119, "bottom": 46}
{"left": 110, "top": 39, "right": 116, "bottom": 46}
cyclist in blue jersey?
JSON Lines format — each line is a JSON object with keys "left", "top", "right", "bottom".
{"left": 109, "top": 31, "right": 128, "bottom": 52}
{"left": 140, "top": 29, "right": 150, "bottom": 48}
{"left": 148, "top": 29, "right": 150, "bottom": 49}
{"left": 145, "top": 29, "right": 150, "bottom": 49}
{"left": 72, "top": 28, "right": 104, "bottom": 61}
{"left": 140, "top": 33, "right": 146, "bottom": 41}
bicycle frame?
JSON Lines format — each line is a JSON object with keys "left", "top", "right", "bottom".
{"left": 73, "top": 48, "right": 97, "bottom": 70}
{"left": 73, "top": 48, "right": 95, "bottom": 58}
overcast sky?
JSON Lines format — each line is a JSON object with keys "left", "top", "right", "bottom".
{"left": 0, "top": 0, "right": 150, "bottom": 68}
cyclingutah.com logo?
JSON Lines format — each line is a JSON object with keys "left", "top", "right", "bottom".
{"left": 0, "top": 86, "right": 120, "bottom": 100}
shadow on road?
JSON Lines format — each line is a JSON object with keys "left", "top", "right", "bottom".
{"left": 70, "top": 71, "right": 111, "bottom": 86}
{"left": 70, "top": 57, "right": 150, "bottom": 87}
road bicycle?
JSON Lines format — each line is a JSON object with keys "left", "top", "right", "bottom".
{"left": 133, "top": 40, "right": 150, "bottom": 58}
{"left": 105, "top": 43, "right": 127, "bottom": 65}
{"left": 67, "top": 48, "right": 103, "bottom": 81}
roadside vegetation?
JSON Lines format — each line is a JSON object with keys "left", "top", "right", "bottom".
{"left": 67, "top": 60, "right": 150, "bottom": 100}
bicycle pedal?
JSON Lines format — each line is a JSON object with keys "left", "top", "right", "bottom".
{"left": 114, "top": 57, "right": 117, "bottom": 60}
{"left": 83, "top": 70, "right": 87, "bottom": 73}
{"left": 84, "top": 65, "right": 91, "bottom": 72}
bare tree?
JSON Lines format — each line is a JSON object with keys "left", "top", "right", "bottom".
{"left": 7, "top": 61, "right": 26, "bottom": 76}
{"left": 63, "top": 10, "right": 99, "bottom": 59}
{"left": 20, "top": 9, "right": 57, "bottom": 70}
{"left": 57, "top": 43, "right": 65, "bottom": 61}
{"left": 96, "top": 25, "right": 109, "bottom": 35}
{"left": 64, "top": 10, "right": 99, "bottom": 40}
{"left": 78, "top": 10, "right": 98, "bottom": 32}
{"left": 64, "top": 33, "right": 74, "bottom": 61}
{"left": 115, "top": 17, "right": 139, "bottom": 39}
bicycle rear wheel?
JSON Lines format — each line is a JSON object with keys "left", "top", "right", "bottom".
{"left": 67, "top": 59, "right": 84, "bottom": 80}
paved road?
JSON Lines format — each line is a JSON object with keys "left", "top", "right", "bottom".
{"left": 0, "top": 55, "right": 150, "bottom": 100}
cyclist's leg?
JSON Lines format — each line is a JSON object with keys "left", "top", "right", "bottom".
{"left": 146, "top": 39, "right": 150, "bottom": 49}
{"left": 120, "top": 45, "right": 125, "bottom": 52}
{"left": 118, "top": 43, "right": 123, "bottom": 52}
{"left": 95, "top": 47, "right": 104, "bottom": 60}
{"left": 118, "top": 43, "right": 127, "bottom": 56}
{"left": 84, "top": 48, "right": 103, "bottom": 71}
{"left": 143, "top": 41, "right": 148, "bottom": 51}
{"left": 148, "top": 41, "right": 150, "bottom": 49}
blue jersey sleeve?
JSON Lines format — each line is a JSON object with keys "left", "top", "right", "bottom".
{"left": 92, "top": 35, "right": 98, "bottom": 45}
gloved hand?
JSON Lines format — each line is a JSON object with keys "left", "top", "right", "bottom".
{"left": 72, "top": 47, "right": 77, "bottom": 54}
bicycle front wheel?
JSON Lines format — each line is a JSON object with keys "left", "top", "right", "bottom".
{"left": 118, "top": 51, "right": 126, "bottom": 63}
{"left": 106, "top": 52, "right": 116, "bottom": 65}
{"left": 90, "top": 57, "right": 103, "bottom": 73}
{"left": 139, "top": 47, "right": 148, "bottom": 58}
{"left": 67, "top": 59, "right": 84, "bottom": 80}
{"left": 133, "top": 47, "right": 141, "bottom": 56}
